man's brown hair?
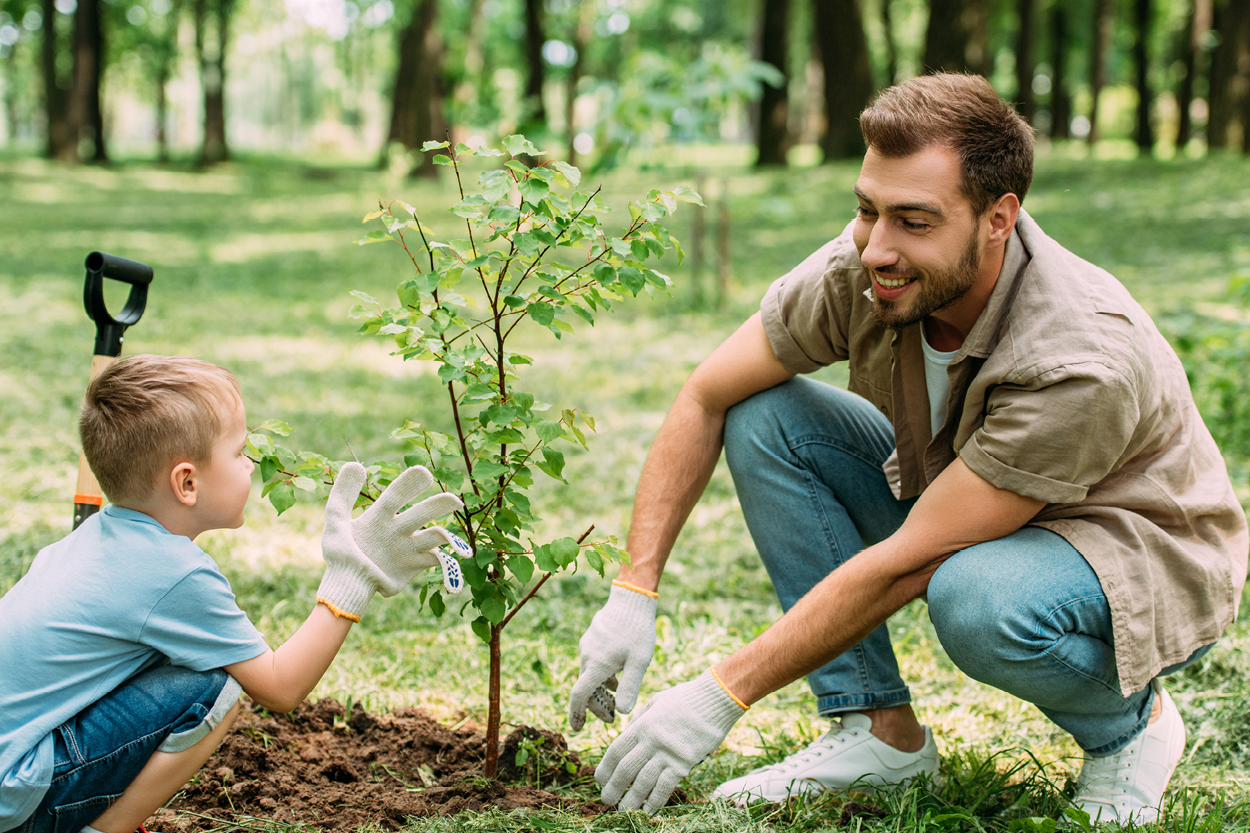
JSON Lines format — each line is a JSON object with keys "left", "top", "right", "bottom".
{"left": 859, "top": 73, "right": 1034, "bottom": 215}
{"left": 80, "top": 355, "right": 242, "bottom": 505}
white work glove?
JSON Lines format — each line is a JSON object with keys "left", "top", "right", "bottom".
{"left": 316, "top": 462, "right": 470, "bottom": 621}
{"left": 568, "top": 582, "right": 658, "bottom": 731}
{"left": 596, "top": 668, "right": 747, "bottom": 813}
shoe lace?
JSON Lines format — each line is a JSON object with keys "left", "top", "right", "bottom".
{"left": 1077, "top": 750, "right": 1134, "bottom": 801}
{"left": 762, "top": 721, "right": 855, "bottom": 773}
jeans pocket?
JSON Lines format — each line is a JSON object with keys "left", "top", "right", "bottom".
{"left": 51, "top": 793, "right": 120, "bottom": 833}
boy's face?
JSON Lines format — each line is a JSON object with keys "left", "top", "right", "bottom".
{"left": 196, "top": 393, "right": 254, "bottom": 531}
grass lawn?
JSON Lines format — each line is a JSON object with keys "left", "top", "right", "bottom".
{"left": 2, "top": 145, "right": 1249, "bottom": 832}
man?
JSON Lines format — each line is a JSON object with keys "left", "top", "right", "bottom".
{"left": 566, "top": 73, "right": 1248, "bottom": 823}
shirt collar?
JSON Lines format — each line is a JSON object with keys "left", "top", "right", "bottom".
{"left": 102, "top": 503, "right": 171, "bottom": 532}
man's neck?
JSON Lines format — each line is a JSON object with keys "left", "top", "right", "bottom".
{"left": 924, "top": 241, "right": 1008, "bottom": 352}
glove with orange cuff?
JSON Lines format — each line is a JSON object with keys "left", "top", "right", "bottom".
{"left": 568, "top": 580, "right": 658, "bottom": 731}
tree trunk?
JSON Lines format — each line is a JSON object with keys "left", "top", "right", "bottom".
{"left": 1208, "top": 0, "right": 1250, "bottom": 149}
{"left": 1015, "top": 0, "right": 1037, "bottom": 124}
{"left": 522, "top": 0, "right": 545, "bottom": 129}
{"left": 66, "top": 0, "right": 107, "bottom": 162}
{"left": 382, "top": 0, "right": 444, "bottom": 176}
{"left": 813, "top": 0, "right": 873, "bottom": 160}
{"left": 42, "top": 0, "right": 71, "bottom": 159}
{"left": 484, "top": 624, "right": 502, "bottom": 779}
{"left": 452, "top": 0, "right": 485, "bottom": 131}
{"left": 1050, "top": 1, "right": 1071, "bottom": 138}
{"left": 1132, "top": 0, "right": 1154, "bottom": 152}
{"left": 880, "top": 0, "right": 898, "bottom": 84}
{"left": 755, "top": 0, "right": 791, "bottom": 167}
{"left": 194, "top": 0, "right": 232, "bottom": 165}
{"left": 1088, "top": 0, "right": 1113, "bottom": 144}
{"left": 564, "top": 0, "right": 593, "bottom": 165}
{"left": 924, "top": 0, "right": 987, "bottom": 73}
{"left": 156, "top": 66, "right": 170, "bottom": 162}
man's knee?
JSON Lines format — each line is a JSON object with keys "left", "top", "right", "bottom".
{"left": 927, "top": 553, "right": 1030, "bottom": 685}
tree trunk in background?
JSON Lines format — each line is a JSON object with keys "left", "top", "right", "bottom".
{"left": 1208, "top": 0, "right": 1250, "bottom": 149}
{"left": 522, "top": 0, "right": 545, "bottom": 128}
{"left": 1087, "top": 0, "right": 1113, "bottom": 144}
{"left": 452, "top": 0, "right": 485, "bottom": 131}
{"left": 194, "top": 0, "right": 233, "bottom": 165}
{"left": 65, "top": 0, "right": 106, "bottom": 162}
{"left": 1132, "top": 0, "right": 1154, "bottom": 152}
{"left": 382, "top": 0, "right": 444, "bottom": 176}
{"left": 813, "top": 0, "right": 874, "bottom": 159}
{"left": 1050, "top": 1, "right": 1071, "bottom": 138}
{"left": 880, "top": 0, "right": 898, "bottom": 85}
{"left": 755, "top": 0, "right": 791, "bottom": 166}
{"left": 924, "top": 0, "right": 988, "bottom": 73}
{"left": 1174, "top": 0, "right": 1210, "bottom": 149}
{"left": 42, "top": 0, "right": 71, "bottom": 159}
{"left": 564, "top": 0, "right": 593, "bottom": 165}
{"left": 1015, "top": 0, "right": 1037, "bottom": 123}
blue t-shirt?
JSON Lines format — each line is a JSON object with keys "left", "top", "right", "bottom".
{"left": 0, "top": 506, "right": 270, "bottom": 831}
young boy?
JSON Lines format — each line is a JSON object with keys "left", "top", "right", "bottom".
{"left": 0, "top": 355, "right": 468, "bottom": 833}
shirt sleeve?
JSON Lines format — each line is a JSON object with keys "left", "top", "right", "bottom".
{"left": 760, "top": 232, "right": 858, "bottom": 373}
{"left": 140, "top": 566, "right": 270, "bottom": 670}
{"left": 959, "top": 362, "right": 1140, "bottom": 505}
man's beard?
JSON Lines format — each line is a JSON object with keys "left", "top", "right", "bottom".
{"left": 870, "top": 229, "right": 982, "bottom": 331}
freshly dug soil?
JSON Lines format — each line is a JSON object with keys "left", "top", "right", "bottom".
{"left": 155, "top": 698, "right": 609, "bottom": 831}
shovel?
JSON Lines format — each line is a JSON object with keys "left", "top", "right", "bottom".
{"left": 73, "top": 251, "right": 154, "bottom": 529}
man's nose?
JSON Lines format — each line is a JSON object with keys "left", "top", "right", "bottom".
{"left": 858, "top": 222, "right": 898, "bottom": 271}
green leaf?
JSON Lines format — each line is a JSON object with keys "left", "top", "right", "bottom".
{"left": 518, "top": 178, "right": 550, "bottom": 205}
{"left": 503, "top": 294, "right": 526, "bottom": 309}
{"left": 471, "top": 617, "right": 492, "bottom": 642}
{"left": 502, "top": 134, "right": 541, "bottom": 157}
{"left": 480, "top": 170, "right": 513, "bottom": 202}
{"left": 259, "top": 456, "right": 278, "bottom": 482}
{"left": 537, "top": 447, "right": 566, "bottom": 481}
{"left": 357, "top": 229, "right": 391, "bottom": 245}
{"left": 429, "top": 591, "right": 445, "bottom": 617}
{"left": 585, "top": 546, "right": 604, "bottom": 576}
{"left": 507, "top": 555, "right": 535, "bottom": 584}
{"left": 480, "top": 596, "right": 506, "bottom": 624}
{"left": 268, "top": 481, "right": 296, "bottom": 515}
{"left": 551, "top": 160, "right": 581, "bottom": 187}
{"left": 550, "top": 537, "right": 579, "bottom": 567}
{"left": 536, "top": 421, "right": 563, "bottom": 442}
{"left": 618, "top": 267, "right": 645, "bottom": 296}
{"left": 292, "top": 476, "right": 318, "bottom": 492}
{"left": 256, "top": 419, "right": 293, "bottom": 436}
{"left": 533, "top": 544, "right": 558, "bottom": 572}
{"left": 672, "top": 185, "right": 705, "bottom": 206}
{"left": 528, "top": 302, "right": 555, "bottom": 326}
{"left": 421, "top": 140, "right": 450, "bottom": 151}
{"left": 472, "top": 460, "right": 510, "bottom": 480}
{"left": 488, "top": 204, "right": 521, "bottom": 225}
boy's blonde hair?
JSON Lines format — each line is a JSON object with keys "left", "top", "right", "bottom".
{"left": 80, "top": 355, "right": 242, "bottom": 505}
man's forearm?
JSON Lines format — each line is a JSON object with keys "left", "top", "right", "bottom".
{"left": 618, "top": 387, "right": 726, "bottom": 592}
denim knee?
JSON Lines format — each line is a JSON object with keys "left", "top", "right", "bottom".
{"left": 927, "top": 555, "right": 1017, "bottom": 685}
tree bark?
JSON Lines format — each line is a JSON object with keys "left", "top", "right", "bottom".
{"left": 1132, "top": 0, "right": 1154, "bottom": 152}
{"left": 1174, "top": 0, "right": 1201, "bottom": 147}
{"left": 1050, "top": 1, "right": 1072, "bottom": 139}
{"left": 880, "top": 0, "right": 898, "bottom": 84}
{"left": 564, "top": 0, "right": 593, "bottom": 165}
{"left": 1087, "top": 0, "right": 1113, "bottom": 144}
{"left": 194, "top": 0, "right": 232, "bottom": 165}
{"left": 755, "top": 0, "right": 791, "bottom": 167}
{"left": 484, "top": 624, "right": 501, "bottom": 779}
{"left": 1015, "top": 0, "right": 1037, "bottom": 124}
{"left": 41, "top": 0, "right": 71, "bottom": 159}
{"left": 924, "top": 0, "right": 988, "bottom": 73}
{"left": 65, "top": 0, "right": 107, "bottom": 162}
{"left": 1208, "top": 0, "right": 1250, "bottom": 149}
{"left": 382, "top": 0, "right": 445, "bottom": 176}
{"left": 522, "top": 0, "right": 545, "bottom": 128}
{"left": 813, "top": 0, "right": 873, "bottom": 160}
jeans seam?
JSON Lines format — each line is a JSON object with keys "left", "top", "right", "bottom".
{"left": 789, "top": 436, "right": 890, "bottom": 472}
{"left": 1033, "top": 593, "right": 1123, "bottom": 696}
{"left": 50, "top": 722, "right": 183, "bottom": 786}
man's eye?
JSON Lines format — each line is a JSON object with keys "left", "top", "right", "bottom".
{"left": 901, "top": 219, "right": 929, "bottom": 231}
{"left": 855, "top": 206, "right": 876, "bottom": 219}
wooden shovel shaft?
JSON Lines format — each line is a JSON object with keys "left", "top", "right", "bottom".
{"left": 73, "top": 353, "right": 117, "bottom": 529}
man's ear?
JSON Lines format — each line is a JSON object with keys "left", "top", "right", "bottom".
{"left": 171, "top": 461, "right": 198, "bottom": 507}
{"left": 984, "top": 192, "right": 1020, "bottom": 250}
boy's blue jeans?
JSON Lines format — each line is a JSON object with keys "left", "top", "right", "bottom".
{"left": 723, "top": 378, "right": 1210, "bottom": 755}
{"left": 17, "top": 664, "right": 240, "bottom": 833}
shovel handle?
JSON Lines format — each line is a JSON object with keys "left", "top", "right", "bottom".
{"left": 73, "top": 353, "right": 118, "bottom": 529}
{"left": 84, "top": 252, "right": 152, "bottom": 357}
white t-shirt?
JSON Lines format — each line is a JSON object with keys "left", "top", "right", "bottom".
{"left": 921, "top": 325, "right": 959, "bottom": 437}
{"left": 0, "top": 506, "right": 269, "bottom": 831}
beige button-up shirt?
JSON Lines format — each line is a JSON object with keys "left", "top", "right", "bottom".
{"left": 760, "top": 210, "right": 1248, "bottom": 696}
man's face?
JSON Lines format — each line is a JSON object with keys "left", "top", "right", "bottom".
{"left": 852, "top": 145, "right": 987, "bottom": 331}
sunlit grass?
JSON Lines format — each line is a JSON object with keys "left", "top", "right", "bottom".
{"left": 2, "top": 148, "right": 1249, "bottom": 832}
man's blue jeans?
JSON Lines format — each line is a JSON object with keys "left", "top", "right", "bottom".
{"left": 723, "top": 377, "right": 1209, "bottom": 755}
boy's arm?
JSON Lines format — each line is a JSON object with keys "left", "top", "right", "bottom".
{"left": 226, "top": 463, "right": 464, "bottom": 713}
{"left": 224, "top": 604, "right": 351, "bottom": 713}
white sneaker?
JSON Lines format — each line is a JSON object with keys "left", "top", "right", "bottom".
{"left": 712, "top": 712, "right": 940, "bottom": 806}
{"left": 1072, "top": 680, "right": 1186, "bottom": 825}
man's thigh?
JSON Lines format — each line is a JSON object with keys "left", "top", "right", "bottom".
{"left": 20, "top": 664, "right": 239, "bottom": 833}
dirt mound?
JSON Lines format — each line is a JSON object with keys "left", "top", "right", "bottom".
{"left": 156, "top": 698, "right": 608, "bottom": 831}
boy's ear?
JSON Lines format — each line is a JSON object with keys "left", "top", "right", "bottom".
{"left": 171, "top": 461, "right": 199, "bottom": 507}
